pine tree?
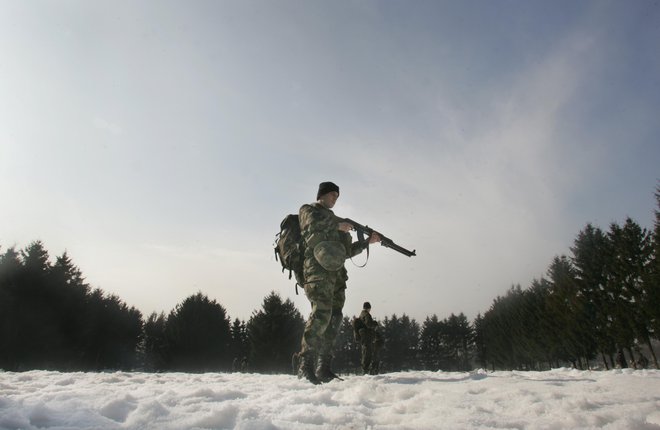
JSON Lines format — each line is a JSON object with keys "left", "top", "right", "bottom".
{"left": 648, "top": 187, "right": 660, "bottom": 367}
{"left": 230, "top": 318, "right": 250, "bottom": 371}
{"left": 333, "top": 316, "right": 361, "bottom": 374}
{"left": 545, "top": 255, "right": 593, "bottom": 369}
{"left": 0, "top": 247, "right": 23, "bottom": 370}
{"left": 420, "top": 315, "right": 441, "bottom": 370}
{"left": 0, "top": 243, "right": 147, "bottom": 371}
{"left": 143, "top": 312, "right": 168, "bottom": 371}
{"left": 165, "top": 292, "right": 231, "bottom": 371}
{"left": 605, "top": 219, "right": 653, "bottom": 367}
{"left": 15, "top": 242, "right": 57, "bottom": 368}
{"left": 246, "top": 291, "right": 304, "bottom": 373}
{"left": 473, "top": 313, "right": 488, "bottom": 370}
{"left": 380, "top": 314, "right": 420, "bottom": 372}
{"left": 571, "top": 224, "right": 615, "bottom": 369}
{"left": 443, "top": 313, "right": 473, "bottom": 371}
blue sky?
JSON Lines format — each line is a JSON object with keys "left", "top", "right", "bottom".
{"left": 1, "top": 0, "right": 658, "bottom": 323}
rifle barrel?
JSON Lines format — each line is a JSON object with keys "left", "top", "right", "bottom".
{"left": 342, "top": 218, "right": 416, "bottom": 257}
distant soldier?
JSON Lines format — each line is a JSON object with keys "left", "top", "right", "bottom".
{"left": 616, "top": 350, "right": 628, "bottom": 369}
{"left": 357, "top": 302, "right": 383, "bottom": 375}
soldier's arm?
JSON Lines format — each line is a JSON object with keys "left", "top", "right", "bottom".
{"left": 361, "top": 311, "right": 378, "bottom": 329}
{"left": 300, "top": 205, "right": 335, "bottom": 250}
{"left": 341, "top": 232, "right": 369, "bottom": 258}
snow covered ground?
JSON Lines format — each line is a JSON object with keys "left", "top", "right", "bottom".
{"left": 1, "top": 368, "right": 659, "bottom": 430}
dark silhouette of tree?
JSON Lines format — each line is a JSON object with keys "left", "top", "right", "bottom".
{"left": 605, "top": 218, "right": 654, "bottom": 368}
{"left": 230, "top": 318, "right": 250, "bottom": 371}
{"left": 0, "top": 242, "right": 142, "bottom": 371}
{"left": 526, "top": 279, "right": 557, "bottom": 369}
{"left": 545, "top": 255, "right": 594, "bottom": 369}
{"left": 442, "top": 313, "right": 473, "bottom": 371}
{"left": 648, "top": 187, "right": 660, "bottom": 367}
{"left": 473, "top": 313, "right": 487, "bottom": 369}
{"left": 333, "top": 316, "right": 361, "bottom": 374}
{"left": 143, "top": 312, "right": 168, "bottom": 371}
{"left": 420, "top": 315, "right": 441, "bottom": 370}
{"left": 420, "top": 313, "right": 472, "bottom": 371}
{"left": 18, "top": 241, "right": 56, "bottom": 368}
{"left": 165, "top": 292, "right": 231, "bottom": 371}
{"left": 81, "top": 291, "right": 143, "bottom": 370}
{"left": 479, "top": 284, "right": 553, "bottom": 370}
{"left": 246, "top": 291, "right": 304, "bottom": 373}
{"left": 481, "top": 287, "right": 519, "bottom": 369}
{"left": 381, "top": 314, "right": 420, "bottom": 371}
{"left": 0, "top": 246, "right": 23, "bottom": 370}
{"left": 571, "top": 223, "right": 616, "bottom": 369}
{"left": 475, "top": 195, "right": 659, "bottom": 371}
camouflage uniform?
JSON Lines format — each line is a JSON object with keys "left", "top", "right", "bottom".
{"left": 358, "top": 308, "right": 383, "bottom": 374}
{"left": 298, "top": 202, "right": 368, "bottom": 381}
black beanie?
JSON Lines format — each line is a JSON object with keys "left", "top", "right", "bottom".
{"left": 363, "top": 302, "right": 371, "bottom": 310}
{"left": 317, "top": 181, "right": 340, "bottom": 200}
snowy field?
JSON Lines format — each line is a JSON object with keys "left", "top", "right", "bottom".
{"left": 1, "top": 368, "right": 659, "bottom": 430}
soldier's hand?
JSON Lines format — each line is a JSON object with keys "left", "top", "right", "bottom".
{"left": 338, "top": 222, "right": 353, "bottom": 232}
{"left": 369, "top": 232, "right": 381, "bottom": 244}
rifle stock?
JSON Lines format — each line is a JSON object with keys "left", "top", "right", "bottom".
{"left": 342, "top": 218, "right": 416, "bottom": 257}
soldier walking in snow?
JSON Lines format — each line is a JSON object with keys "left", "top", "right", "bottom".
{"left": 357, "top": 301, "right": 383, "bottom": 375}
{"left": 297, "top": 181, "right": 380, "bottom": 384}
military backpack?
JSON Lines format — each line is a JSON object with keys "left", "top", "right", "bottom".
{"left": 352, "top": 316, "right": 366, "bottom": 342}
{"left": 274, "top": 214, "right": 305, "bottom": 294}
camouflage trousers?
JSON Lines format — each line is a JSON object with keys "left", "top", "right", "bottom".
{"left": 360, "top": 329, "right": 383, "bottom": 374}
{"left": 300, "top": 270, "right": 346, "bottom": 357}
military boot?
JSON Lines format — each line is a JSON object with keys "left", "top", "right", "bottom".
{"left": 298, "top": 351, "right": 321, "bottom": 385}
{"left": 316, "top": 354, "right": 342, "bottom": 383}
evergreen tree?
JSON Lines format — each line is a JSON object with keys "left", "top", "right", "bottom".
{"left": 380, "top": 314, "right": 420, "bottom": 372}
{"left": 0, "top": 247, "right": 23, "bottom": 370}
{"left": 545, "top": 255, "right": 594, "bottom": 369}
{"left": 420, "top": 315, "right": 441, "bottom": 370}
{"left": 648, "top": 187, "right": 660, "bottom": 367}
{"left": 333, "top": 316, "right": 361, "bottom": 374}
{"left": 165, "top": 292, "right": 231, "bottom": 371}
{"left": 246, "top": 291, "right": 304, "bottom": 373}
{"left": 480, "top": 285, "right": 536, "bottom": 370}
{"left": 571, "top": 223, "right": 616, "bottom": 369}
{"left": 143, "top": 312, "right": 168, "bottom": 371}
{"left": 473, "top": 313, "right": 488, "bottom": 370}
{"left": 49, "top": 252, "right": 90, "bottom": 368}
{"left": 606, "top": 218, "right": 655, "bottom": 367}
{"left": 18, "top": 241, "right": 57, "bottom": 368}
{"left": 0, "top": 242, "right": 143, "bottom": 371}
{"left": 81, "top": 291, "right": 143, "bottom": 370}
{"left": 442, "top": 313, "right": 473, "bottom": 371}
{"left": 230, "top": 318, "right": 250, "bottom": 371}
{"left": 525, "top": 279, "right": 556, "bottom": 369}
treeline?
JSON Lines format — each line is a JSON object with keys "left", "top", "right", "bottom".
{"left": 0, "top": 240, "right": 475, "bottom": 373}
{"left": 0, "top": 244, "right": 142, "bottom": 371}
{"left": 474, "top": 188, "right": 660, "bottom": 371}
{"left": 1, "top": 190, "right": 658, "bottom": 373}
{"left": 0, "top": 242, "right": 305, "bottom": 372}
{"left": 474, "top": 214, "right": 659, "bottom": 371}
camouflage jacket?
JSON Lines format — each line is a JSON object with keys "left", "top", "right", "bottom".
{"left": 359, "top": 309, "right": 378, "bottom": 331}
{"left": 299, "top": 203, "right": 368, "bottom": 281}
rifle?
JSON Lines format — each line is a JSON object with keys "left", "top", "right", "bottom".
{"left": 342, "top": 218, "right": 416, "bottom": 257}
